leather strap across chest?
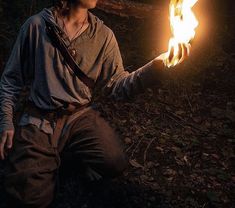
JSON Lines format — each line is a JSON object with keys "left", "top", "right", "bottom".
{"left": 43, "top": 17, "right": 95, "bottom": 89}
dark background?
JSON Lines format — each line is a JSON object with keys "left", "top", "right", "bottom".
{"left": 0, "top": 0, "right": 234, "bottom": 207}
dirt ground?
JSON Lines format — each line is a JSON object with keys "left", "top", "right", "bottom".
{"left": 0, "top": 4, "right": 234, "bottom": 208}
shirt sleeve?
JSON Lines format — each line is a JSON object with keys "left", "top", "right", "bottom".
{"left": 0, "top": 25, "right": 29, "bottom": 133}
{"left": 98, "top": 32, "right": 164, "bottom": 101}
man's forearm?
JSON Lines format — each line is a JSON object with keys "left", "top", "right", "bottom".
{"left": 0, "top": 95, "right": 15, "bottom": 133}
{"left": 0, "top": 66, "right": 24, "bottom": 133}
{"left": 106, "top": 59, "right": 166, "bottom": 101}
{"left": 0, "top": 79, "right": 20, "bottom": 132}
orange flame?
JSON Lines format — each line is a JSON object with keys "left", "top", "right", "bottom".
{"left": 161, "top": 0, "right": 199, "bottom": 67}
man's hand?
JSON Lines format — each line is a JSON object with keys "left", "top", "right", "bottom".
{"left": 155, "top": 43, "right": 191, "bottom": 67}
{"left": 0, "top": 130, "right": 14, "bottom": 160}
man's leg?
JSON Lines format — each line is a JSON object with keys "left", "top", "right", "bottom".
{"left": 61, "top": 108, "right": 128, "bottom": 181}
{"left": 4, "top": 124, "right": 60, "bottom": 208}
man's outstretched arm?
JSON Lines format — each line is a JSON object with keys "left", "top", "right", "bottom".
{"left": 99, "top": 32, "right": 187, "bottom": 101}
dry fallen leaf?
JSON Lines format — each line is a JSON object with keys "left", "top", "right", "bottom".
{"left": 129, "top": 159, "right": 144, "bottom": 169}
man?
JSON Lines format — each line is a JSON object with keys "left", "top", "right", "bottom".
{"left": 0, "top": 0, "right": 189, "bottom": 207}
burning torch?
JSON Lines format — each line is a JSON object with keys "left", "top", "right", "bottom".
{"left": 157, "top": 0, "right": 199, "bottom": 68}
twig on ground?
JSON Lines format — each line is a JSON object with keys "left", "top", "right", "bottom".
{"left": 156, "top": 99, "right": 210, "bottom": 135}
{"left": 125, "top": 140, "right": 136, "bottom": 153}
{"left": 185, "top": 91, "right": 193, "bottom": 113}
{"left": 143, "top": 137, "right": 157, "bottom": 165}
{"left": 130, "top": 136, "right": 145, "bottom": 158}
{"left": 164, "top": 113, "right": 186, "bottom": 129}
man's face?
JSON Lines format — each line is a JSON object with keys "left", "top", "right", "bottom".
{"left": 76, "top": 0, "right": 98, "bottom": 9}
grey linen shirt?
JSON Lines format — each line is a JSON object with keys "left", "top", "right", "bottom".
{"left": 0, "top": 7, "right": 161, "bottom": 134}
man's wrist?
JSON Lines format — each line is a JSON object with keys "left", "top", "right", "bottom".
{"left": 137, "top": 59, "right": 165, "bottom": 89}
{"left": 0, "top": 123, "right": 15, "bottom": 135}
{"left": 150, "top": 58, "right": 171, "bottom": 81}
{"left": 151, "top": 58, "right": 165, "bottom": 69}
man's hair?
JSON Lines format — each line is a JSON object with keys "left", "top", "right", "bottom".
{"left": 54, "top": 0, "right": 77, "bottom": 16}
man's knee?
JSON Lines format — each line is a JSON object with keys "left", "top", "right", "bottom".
{"left": 104, "top": 149, "right": 128, "bottom": 177}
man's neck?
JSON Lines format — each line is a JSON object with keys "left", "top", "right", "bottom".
{"left": 65, "top": 6, "right": 88, "bottom": 25}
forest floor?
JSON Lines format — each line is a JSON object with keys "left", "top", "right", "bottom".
{"left": 0, "top": 5, "right": 235, "bottom": 208}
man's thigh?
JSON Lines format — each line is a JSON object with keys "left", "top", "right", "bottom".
{"left": 4, "top": 124, "right": 59, "bottom": 207}
{"left": 62, "top": 108, "right": 128, "bottom": 180}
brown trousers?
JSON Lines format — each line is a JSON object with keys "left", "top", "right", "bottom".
{"left": 4, "top": 105, "right": 127, "bottom": 208}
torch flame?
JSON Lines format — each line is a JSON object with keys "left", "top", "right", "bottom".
{"left": 163, "top": 0, "right": 199, "bottom": 67}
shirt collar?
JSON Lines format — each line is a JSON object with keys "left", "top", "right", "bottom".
{"left": 40, "top": 7, "right": 100, "bottom": 39}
